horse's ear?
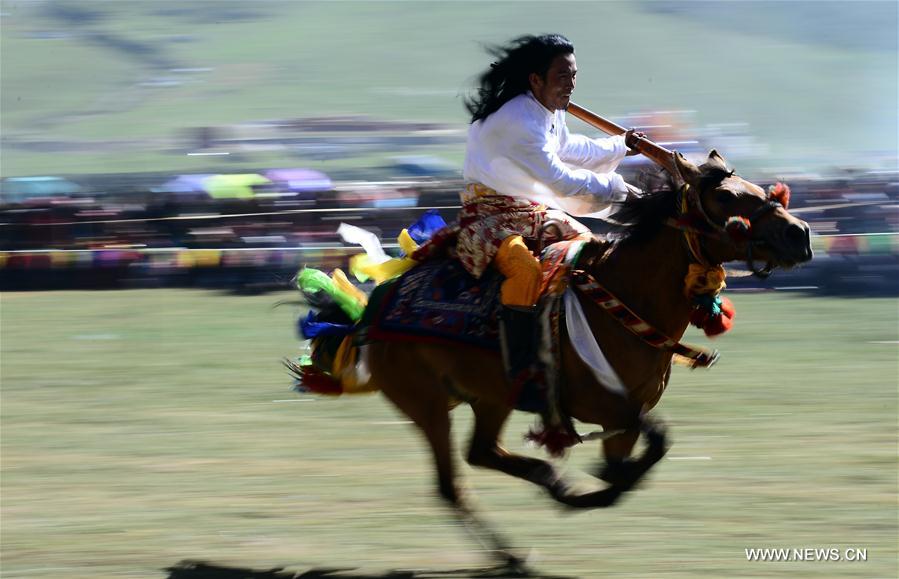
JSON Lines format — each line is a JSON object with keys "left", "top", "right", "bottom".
{"left": 674, "top": 151, "right": 700, "bottom": 184}
{"left": 706, "top": 149, "right": 729, "bottom": 172}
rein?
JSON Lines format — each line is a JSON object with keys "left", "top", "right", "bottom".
{"left": 541, "top": 239, "right": 718, "bottom": 368}
{"left": 668, "top": 182, "right": 787, "bottom": 278}
{"left": 571, "top": 268, "right": 719, "bottom": 369}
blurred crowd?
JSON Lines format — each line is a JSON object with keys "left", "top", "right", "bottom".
{"left": 0, "top": 169, "right": 462, "bottom": 290}
{"left": 1, "top": 161, "right": 896, "bottom": 293}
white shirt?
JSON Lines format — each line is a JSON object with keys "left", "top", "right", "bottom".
{"left": 463, "top": 91, "right": 629, "bottom": 217}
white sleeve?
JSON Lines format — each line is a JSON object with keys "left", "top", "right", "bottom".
{"left": 558, "top": 120, "right": 629, "bottom": 174}
{"left": 507, "top": 119, "right": 627, "bottom": 201}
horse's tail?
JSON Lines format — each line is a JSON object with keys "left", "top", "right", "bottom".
{"left": 287, "top": 212, "right": 452, "bottom": 396}
{"left": 288, "top": 267, "right": 379, "bottom": 397}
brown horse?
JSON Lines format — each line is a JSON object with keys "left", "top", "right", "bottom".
{"left": 304, "top": 150, "right": 812, "bottom": 569}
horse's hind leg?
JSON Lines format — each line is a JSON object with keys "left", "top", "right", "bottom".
{"left": 375, "top": 348, "right": 522, "bottom": 568}
{"left": 392, "top": 395, "right": 522, "bottom": 568}
{"left": 373, "top": 343, "right": 458, "bottom": 504}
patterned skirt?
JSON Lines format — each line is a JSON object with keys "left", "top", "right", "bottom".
{"left": 455, "top": 183, "right": 588, "bottom": 279}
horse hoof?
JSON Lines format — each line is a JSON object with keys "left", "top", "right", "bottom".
{"left": 546, "top": 477, "right": 577, "bottom": 505}
{"left": 641, "top": 419, "right": 669, "bottom": 453}
{"left": 596, "top": 458, "right": 635, "bottom": 486}
{"left": 492, "top": 553, "right": 532, "bottom": 577}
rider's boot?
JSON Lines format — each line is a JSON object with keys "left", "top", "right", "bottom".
{"left": 499, "top": 305, "right": 546, "bottom": 412}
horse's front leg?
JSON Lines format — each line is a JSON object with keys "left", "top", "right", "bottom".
{"left": 544, "top": 415, "right": 669, "bottom": 509}
{"left": 467, "top": 400, "right": 565, "bottom": 492}
{"left": 598, "top": 416, "right": 669, "bottom": 487}
{"left": 467, "top": 400, "right": 642, "bottom": 509}
{"left": 597, "top": 427, "right": 641, "bottom": 485}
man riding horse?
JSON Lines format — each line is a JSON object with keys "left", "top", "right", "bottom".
{"left": 459, "top": 33, "right": 645, "bottom": 410}
{"left": 289, "top": 32, "right": 813, "bottom": 571}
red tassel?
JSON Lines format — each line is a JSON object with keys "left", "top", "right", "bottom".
{"left": 700, "top": 297, "right": 735, "bottom": 337}
{"left": 719, "top": 296, "right": 735, "bottom": 318}
{"left": 525, "top": 424, "right": 580, "bottom": 457}
{"left": 702, "top": 313, "right": 731, "bottom": 336}
{"left": 298, "top": 365, "right": 343, "bottom": 395}
{"left": 769, "top": 182, "right": 791, "bottom": 209}
{"left": 689, "top": 307, "right": 710, "bottom": 328}
{"left": 725, "top": 216, "right": 751, "bottom": 243}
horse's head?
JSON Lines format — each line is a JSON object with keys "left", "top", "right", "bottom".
{"left": 674, "top": 150, "right": 812, "bottom": 275}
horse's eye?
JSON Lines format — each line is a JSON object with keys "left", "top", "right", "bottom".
{"left": 715, "top": 190, "right": 736, "bottom": 205}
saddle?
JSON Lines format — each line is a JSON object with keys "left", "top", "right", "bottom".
{"left": 364, "top": 238, "right": 587, "bottom": 352}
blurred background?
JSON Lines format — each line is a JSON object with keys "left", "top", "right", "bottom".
{"left": 1, "top": 0, "right": 897, "bottom": 292}
{"left": 2, "top": 2, "right": 897, "bottom": 578}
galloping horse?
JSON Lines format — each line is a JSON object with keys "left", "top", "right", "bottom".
{"left": 299, "top": 150, "right": 812, "bottom": 568}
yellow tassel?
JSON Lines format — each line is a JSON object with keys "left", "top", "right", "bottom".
{"left": 350, "top": 253, "right": 417, "bottom": 285}
{"left": 398, "top": 228, "right": 419, "bottom": 256}
{"left": 348, "top": 228, "right": 421, "bottom": 284}
{"left": 684, "top": 263, "right": 726, "bottom": 298}
{"left": 349, "top": 254, "right": 373, "bottom": 282}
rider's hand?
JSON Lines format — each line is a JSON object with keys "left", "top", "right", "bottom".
{"left": 624, "top": 183, "right": 644, "bottom": 202}
{"left": 624, "top": 128, "right": 646, "bottom": 155}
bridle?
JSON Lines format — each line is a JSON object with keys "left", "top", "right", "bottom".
{"left": 670, "top": 177, "right": 786, "bottom": 278}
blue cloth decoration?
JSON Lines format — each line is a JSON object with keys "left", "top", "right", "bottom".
{"left": 693, "top": 293, "right": 723, "bottom": 317}
{"left": 406, "top": 209, "right": 447, "bottom": 246}
{"left": 298, "top": 311, "right": 354, "bottom": 339}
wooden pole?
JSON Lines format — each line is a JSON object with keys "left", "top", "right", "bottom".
{"left": 567, "top": 102, "right": 677, "bottom": 175}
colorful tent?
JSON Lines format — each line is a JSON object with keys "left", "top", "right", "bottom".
{"left": 201, "top": 174, "right": 271, "bottom": 199}
{"left": 156, "top": 174, "right": 216, "bottom": 194}
{"left": 1, "top": 176, "right": 83, "bottom": 203}
{"left": 264, "top": 169, "right": 333, "bottom": 193}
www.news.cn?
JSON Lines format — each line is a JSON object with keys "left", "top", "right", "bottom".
{"left": 745, "top": 547, "right": 868, "bottom": 562}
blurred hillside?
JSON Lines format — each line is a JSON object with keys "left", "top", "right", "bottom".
{"left": 2, "top": 0, "right": 896, "bottom": 177}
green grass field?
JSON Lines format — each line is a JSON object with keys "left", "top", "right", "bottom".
{"left": 1, "top": 289, "right": 896, "bottom": 578}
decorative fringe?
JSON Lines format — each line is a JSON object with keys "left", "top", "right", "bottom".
{"left": 768, "top": 182, "right": 791, "bottom": 209}
{"left": 347, "top": 226, "right": 424, "bottom": 284}
{"left": 684, "top": 263, "right": 726, "bottom": 298}
{"left": 341, "top": 212, "right": 447, "bottom": 283}
{"left": 296, "top": 268, "right": 365, "bottom": 321}
{"left": 284, "top": 359, "right": 343, "bottom": 396}
{"left": 689, "top": 294, "right": 735, "bottom": 337}
{"left": 398, "top": 229, "right": 418, "bottom": 256}
{"left": 298, "top": 311, "right": 353, "bottom": 339}
{"left": 349, "top": 252, "right": 417, "bottom": 284}
{"left": 289, "top": 213, "right": 448, "bottom": 397}
{"left": 406, "top": 209, "right": 447, "bottom": 245}
{"left": 684, "top": 264, "right": 734, "bottom": 337}
{"left": 525, "top": 421, "right": 581, "bottom": 457}
{"left": 725, "top": 216, "right": 752, "bottom": 243}
{"left": 330, "top": 268, "right": 368, "bottom": 308}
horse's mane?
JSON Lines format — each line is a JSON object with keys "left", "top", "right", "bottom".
{"left": 606, "top": 165, "right": 731, "bottom": 244}
{"left": 605, "top": 172, "right": 679, "bottom": 244}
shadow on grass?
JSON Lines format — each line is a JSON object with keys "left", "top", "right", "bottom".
{"left": 165, "top": 559, "right": 576, "bottom": 579}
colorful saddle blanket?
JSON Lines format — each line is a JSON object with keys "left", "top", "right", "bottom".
{"left": 366, "top": 258, "right": 504, "bottom": 350}
{"left": 364, "top": 239, "right": 586, "bottom": 350}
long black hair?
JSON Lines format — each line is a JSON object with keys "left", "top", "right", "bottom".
{"left": 465, "top": 34, "right": 575, "bottom": 123}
